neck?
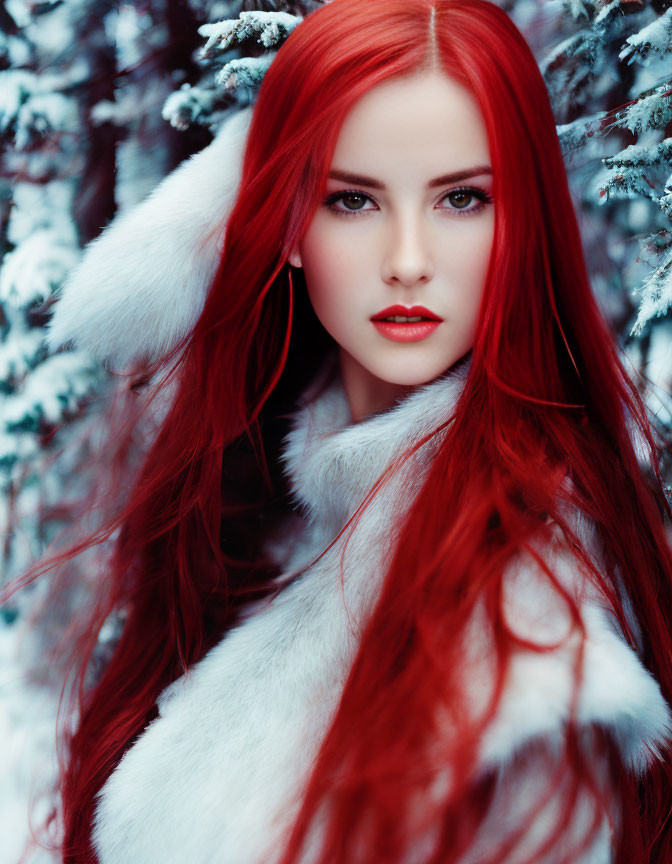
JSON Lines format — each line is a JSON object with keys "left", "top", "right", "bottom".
{"left": 281, "top": 349, "right": 472, "bottom": 537}
{"left": 338, "top": 349, "right": 416, "bottom": 423}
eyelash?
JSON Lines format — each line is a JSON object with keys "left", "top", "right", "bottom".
{"left": 322, "top": 186, "right": 493, "bottom": 218}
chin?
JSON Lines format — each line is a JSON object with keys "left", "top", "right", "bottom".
{"left": 368, "top": 357, "right": 462, "bottom": 387}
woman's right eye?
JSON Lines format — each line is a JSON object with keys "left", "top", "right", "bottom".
{"left": 323, "top": 190, "right": 376, "bottom": 217}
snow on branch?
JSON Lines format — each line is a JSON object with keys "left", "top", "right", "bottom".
{"left": 214, "top": 53, "right": 276, "bottom": 92}
{"left": 162, "top": 84, "right": 217, "bottom": 131}
{"left": 556, "top": 111, "right": 607, "bottom": 156}
{"left": 198, "top": 11, "right": 301, "bottom": 58}
{"left": 0, "top": 230, "right": 80, "bottom": 309}
{"left": 599, "top": 139, "right": 672, "bottom": 204}
{"left": 609, "top": 83, "right": 672, "bottom": 136}
{"left": 619, "top": 7, "right": 672, "bottom": 66}
{"left": 631, "top": 247, "right": 672, "bottom": 335}
{"left": 0, "top": 69, "right": 77, "bottom": 150}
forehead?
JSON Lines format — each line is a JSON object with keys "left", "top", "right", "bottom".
{"left": 329, "top": 71, "right": 491, "bottom": 178}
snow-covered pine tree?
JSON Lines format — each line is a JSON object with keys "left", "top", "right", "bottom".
{"left": 0, "top": 6, "right": 101, "bottom": 630}
{"left": 535, "top": 0, "right": 672, "bottom": 495}
{"left": 162, "top": 2, "right": 318, "bottom": 132}
{"left": 0, "top": 0, "right": 226, "bottom": 610}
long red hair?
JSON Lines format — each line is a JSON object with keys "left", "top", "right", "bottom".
{"left": 6, "top": 0, "right": 672, "bottom": 861}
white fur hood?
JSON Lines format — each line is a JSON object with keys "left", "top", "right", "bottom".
{"left": 44, "top": 106, "right": 255, "bottom": 371}
{"left": 91, "top": 352, "right": 672, "bottom": 864}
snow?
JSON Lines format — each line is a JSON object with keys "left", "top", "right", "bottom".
{"left": 631, "top": 249, "right": 672, "bottom": 336}
{"left": 215, "top": 52, "right": 276, "bottom": 91}
{"left": 0, "top": 230, "right": 80, "bottom": 309}
{"left": 198, "top": 11, "right": 301, "bottom": 57}
{"left": 162, "top": 84, "right": 216, "bottom": 132}
{"left": 620, "top": 7, "right": 672, "bottom": 66}
{"left": 0, "top": 620, "right": 62, "bottom": 864}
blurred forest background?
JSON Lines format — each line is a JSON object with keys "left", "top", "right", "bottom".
{"left": 0, "top": 0, "right": 671, "bottom": 859}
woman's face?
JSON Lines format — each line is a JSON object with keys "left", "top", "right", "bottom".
{"left": 289, "top": 70, "right": 495, "bottom": 418}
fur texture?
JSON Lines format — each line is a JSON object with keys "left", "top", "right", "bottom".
{"left": 45, "top": 107, "right": 253, "bottom": 371}
{"left": 91, "top": 353, "right": 672, "bottom": 864}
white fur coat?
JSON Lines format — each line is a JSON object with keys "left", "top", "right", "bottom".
{"left": 40, "top": 106, "right": 672, "bottom": 864}
{"left": 89, "top": 351, "right": 672, "bottom": 864}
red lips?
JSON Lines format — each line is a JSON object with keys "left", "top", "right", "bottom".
{"left": 371, "top": 304, "right": 443, "bottom": 321}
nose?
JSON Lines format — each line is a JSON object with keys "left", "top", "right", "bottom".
{"left": 381, "top": 211, "right": 434, "bottom": 287}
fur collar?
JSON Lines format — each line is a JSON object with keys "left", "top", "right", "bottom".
{"left": 279, "top": 353, "right": 672, "bottom": 774}
{"left": 91, "top": 357, "right": 672, "bottom": 864}
{"left": 279, "top": 349, "right": 471, "bottom": 535}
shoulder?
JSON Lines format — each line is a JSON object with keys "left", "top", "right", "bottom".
{"left": 452, "top": 501, "right": 672, "bottom": 861}
{"left": 470, "top": 497, "right": 672, "bottom": 777}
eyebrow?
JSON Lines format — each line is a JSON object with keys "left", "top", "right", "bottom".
{"left": 327, "top": 166, "right": 492, "bottom": 189}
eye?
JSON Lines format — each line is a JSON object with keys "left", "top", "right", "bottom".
{"left": 323, "top": 190, "right": 376, "bottom": 216}
{"left": 439, "top": 186, "right": 493, "bottom": 216}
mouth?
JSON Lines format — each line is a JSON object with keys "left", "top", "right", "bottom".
{"left": 371, "top": 304, "right": 443, "bottom": 323}
{"left": 370, "top": 305, "right": 443, "bottom": 344}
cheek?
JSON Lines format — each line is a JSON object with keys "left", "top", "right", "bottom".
{"left": 444, "top": 217, "right": 493, "bottom": 282}
{"left": 300, "top": 226, "right": 364, "bottom": 336}
{"left": 441, "top": 220, "right": 493, "bottom": 328}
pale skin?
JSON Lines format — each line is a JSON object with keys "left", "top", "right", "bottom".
{"left": 288, "top": 70, "right": 496, "bottom": 423}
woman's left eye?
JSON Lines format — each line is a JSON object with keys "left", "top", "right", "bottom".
{"left": 440, "top": 187, "right": 493, "bottom": 215}
{"left": 323, "top": 187, "right": 492, "bottom": 218}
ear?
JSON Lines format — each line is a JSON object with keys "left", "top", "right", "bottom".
{"left": 44, "top": 105, "right": 254, "bottom": 372}
{"left": 288, "top": 248, "right": 302, "bottom": 269}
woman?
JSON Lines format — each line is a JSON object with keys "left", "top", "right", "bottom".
{"left": 9, "top": 0, "right": 672, "bottom": 861}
